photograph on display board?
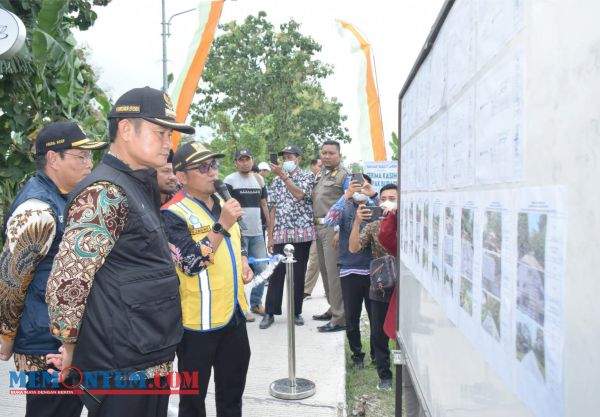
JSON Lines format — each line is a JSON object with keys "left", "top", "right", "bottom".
{"left": 423, "top": 202, "right": 430, "bottom": 270}
{"left": 516, "top": 212, "right": 546, "bottom": 325}
{"left": 432, "top": 205, "right": 442, "bottom": 281}
{"left": 415, "top": 203, "right": 422, "bottom": 262}
{"left": 516, "top": 212, "right": 547, "bottom": 380}
{"left": 481, "top": 210, "right": 502, "bottom": 340}
{"left": 460, "top": 208, "right": 475, "bottom": 315}
{"left": 409, "top": 201, "right": 415, "bottom": 255}
{"left": 516, "top": 312, "right": 546, "bottom": 381}
{"left": 443, "top": 206, "right": 455, "bottom": 293}
{"left": 403, "top": 202, "right": 409, "bottom": 254}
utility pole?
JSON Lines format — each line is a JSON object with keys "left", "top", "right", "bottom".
{"left": 161, "top": 0, "right": 168, "bottom": 92}
{"left": 160, "top": 1, "right": 196, "bottom": 93}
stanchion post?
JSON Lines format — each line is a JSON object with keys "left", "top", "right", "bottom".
{"left": 269, "top": 244, "right": 316, "bottom": 400}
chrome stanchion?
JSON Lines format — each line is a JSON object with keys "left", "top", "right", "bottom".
{"left": 269, "top": 244, "right": 316, "bottom": 400}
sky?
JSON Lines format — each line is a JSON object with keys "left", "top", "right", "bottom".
{"left": 76, "top": 0, "right": 445, "bottom": 162}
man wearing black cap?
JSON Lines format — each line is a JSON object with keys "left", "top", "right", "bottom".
{"left": 224, "top": 148, "right": 271, "bottom": 322}
{"left": 45, "top": 87, "right": 194, "bottom": 417}
{"left": 260, "top": 145, "right": 315, "bottom": 329}
{"left": 0, "top": 121, "right": 107, "bottom": 417}
{"left": 162, "top": 142, "right": 253, "bottom": 417}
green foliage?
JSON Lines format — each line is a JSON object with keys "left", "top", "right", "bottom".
{"left": 0, "top": 0, "right": 111, "bottom": 246}
{"left": 190, "top": 12, "right": 351, "bottom": 176}
{"left": 347, "top": 161, "right": 363, "bottom": 174}
{"left": 389, "top": 131, "right": 398, "bottom": 161}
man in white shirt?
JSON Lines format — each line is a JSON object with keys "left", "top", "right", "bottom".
{"left": 224, "top": 149, "right": 271, "bottom": 321}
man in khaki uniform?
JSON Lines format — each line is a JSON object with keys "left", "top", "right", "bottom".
{"left": 303, "top": 158, "right": 323, "bottom": 299}
{"left": 312, "top": 141, "right": 349, "bottom": 332}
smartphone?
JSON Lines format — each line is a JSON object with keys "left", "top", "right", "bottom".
{"left": 364, "top": 205, "right": 383, "bottom": 221}
{"left": 351, "top": 172, "right": 364, "bottom": 186}
{"left": 270, "top": 153, "right": 278, "bottom": 165}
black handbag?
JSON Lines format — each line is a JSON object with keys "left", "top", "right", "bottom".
{"left": 370, "top": 255, "right": 396, "bottom": 293}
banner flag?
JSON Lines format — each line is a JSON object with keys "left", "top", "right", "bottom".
{"left": 336, "top": 20, "right": 386, "bottom": 161}
{"left": 171, "top": 0, "right": 224, "bottom": 150}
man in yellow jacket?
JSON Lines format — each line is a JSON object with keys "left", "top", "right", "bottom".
{"left": 161, "top": 142, "right": 253, "bottom": 417}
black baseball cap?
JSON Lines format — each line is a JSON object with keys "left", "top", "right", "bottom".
{"left": 278, "top": 145, "right": 302, "bottom": 156}
{"left": 108, "top": 86, "right": 195, "bottom": 134}
{"left": 35, "top": 121, "right": 108, "bottom": 157}
{"left": 173, "top": 142, "right": 225, "bottom": 172}
{"left": 235, "top": 148, "right": 253, "bottom": 160}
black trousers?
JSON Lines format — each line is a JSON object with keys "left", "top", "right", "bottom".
{"left": 265, "top": 241, "right": 311, "bottom": 315}
{"left": 86, "top": 377, "right": 170, "bottom": 417}
{"left": 25, "top": 379, "right": 83, "bottom": 417}
{"left": 177, "top": 316, "right": 251, "bottom": 417}
{"left": 340, "top": 273, "right": 373, "bottom": 361}
{"left": 370, "top": 299, "right": 392, "bottom": 380}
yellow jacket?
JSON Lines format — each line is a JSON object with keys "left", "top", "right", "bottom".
{"left": 163, "top": 193, "right": 247, "bottom": 331}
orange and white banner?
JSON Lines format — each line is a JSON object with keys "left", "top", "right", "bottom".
{"left": 336, "top": 20, "right": 386, "bottom": 161}
{"left": 171, "top": 0, "right": 224, "bottom": 150}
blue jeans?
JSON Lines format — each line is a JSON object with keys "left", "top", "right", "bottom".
{"left": 241, "top": 235, "right": 267, "bottom": 307}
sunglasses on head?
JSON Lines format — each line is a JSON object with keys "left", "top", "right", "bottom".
{"left": 185, "top": 160, "right": 219, "bottom": 174}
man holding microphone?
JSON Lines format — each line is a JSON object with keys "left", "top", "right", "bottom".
{"left": 162, "top": 142, "right": 253, "bottom": 417}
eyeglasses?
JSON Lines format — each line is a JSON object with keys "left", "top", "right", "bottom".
{"left": 63, "top": 152, "right": 93, "bottom": 163}
{"left": 185, "top": 160, "right": 219, "bottom": 174}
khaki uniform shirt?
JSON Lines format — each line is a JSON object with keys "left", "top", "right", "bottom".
{"left": 312, "top": 165, "right": 349, "bottom": 219}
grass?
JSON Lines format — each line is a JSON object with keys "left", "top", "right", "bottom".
{"left": 345, "top": 314, "right": 397, "bottom": 417}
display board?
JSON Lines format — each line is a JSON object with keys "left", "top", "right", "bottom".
{"left": 397, "top": 1, "right": 600, "bottom": 416}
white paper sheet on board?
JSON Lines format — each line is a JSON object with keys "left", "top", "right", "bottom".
{"left": 475, "top": 49, "right": 524, "bottom": 184}
{"left": 416, "top": 133, "right": 429, "bottom": 191}
{"left": 513, "top": 187, "right": 566, "bottom": 417}
{"left": 456, "top": 196, "right": 480, "bottom": 347}
{"left": 401, "top": 140, "right": 417, "bottom": 192}
{"left": 427, "top": 114, "right": 447, "bottom": 191}
{"left": 429, "top": 194, "right": 444, "bottom": 305}
{"left": 477, "top": 0, "right": 525, "bottom": 69}
{"left": 401, "top": 83, "right": 417, "bottom": 142}
{"left": 446, "top": 0, "right": 475, "bottom": 100}
{"left": 476, "top": 191, "right": 516, "bottom": 384}
{"left": 441, "top": 196, "right": 460, "bottom": 324}
{"left": 420, "top": 194, "right": 432, "bottom": 292}
{"left": 447, "top": 88, "right": 475, "bottom": 188}
{"left": 401, "top": 93, "right": 409, "bottom": 143}
{"left": 428, "top": 25, "right": 447, "bottom": 118}
{"left": 416, "top": 56, "right": 432, "bottom": 128}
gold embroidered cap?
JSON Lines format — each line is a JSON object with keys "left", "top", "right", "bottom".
{"left": 173, "top": 142, "right": 225, "bottom": 172}
{"left": 108, "top": 86, "right": 195, "bottom": 134}
{"left": 35, "top": 121, "right": 108, "bottom": 156}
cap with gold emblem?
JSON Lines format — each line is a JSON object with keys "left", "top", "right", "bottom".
{"left": 108, "top": 86, "right": 195, "bottom": 134}
{"left": 35, "top": 121, "right": 108, "bottom": 157}
{"left": 172, "top": 142, "right": 225, "bottom": 172}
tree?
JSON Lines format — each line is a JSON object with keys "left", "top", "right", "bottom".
{"left": 190, "top": 11, "right": 351, "bottom": 175}
{"left": 0, "top": 0, "right": 111, "bottom": 246}
{"left": 389, "top": 131, "right": 398, "bottom": 161}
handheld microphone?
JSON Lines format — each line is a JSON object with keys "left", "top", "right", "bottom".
{"left": 214, "top": 179, "right": 247, "bottom": 231}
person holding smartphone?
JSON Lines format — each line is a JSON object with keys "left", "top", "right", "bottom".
{"left": 323, "top": 173, "right": 378, "bottom": 365}
{"left": 348, "top": 183, "right": 398, "bottom": 391}
{"left": 260, "top": 146, "right": 315, "bottom": 329}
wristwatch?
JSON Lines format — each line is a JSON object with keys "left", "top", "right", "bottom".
{"left": 212, "top": 222, "right": 231, "bottom": 237}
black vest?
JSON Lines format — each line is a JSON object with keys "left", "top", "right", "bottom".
{"left": 69, "top": 154, "right": 182, "bottom": 372}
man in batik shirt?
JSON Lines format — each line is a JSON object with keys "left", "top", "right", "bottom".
{"left": 0, "top": 121, "right": 107, "bottom": 417}
{"left": 260, "top": 145, "right": 315, "bottom": 329}
{"left": 45, "top": 87, "right": 194, "bottom": 417}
